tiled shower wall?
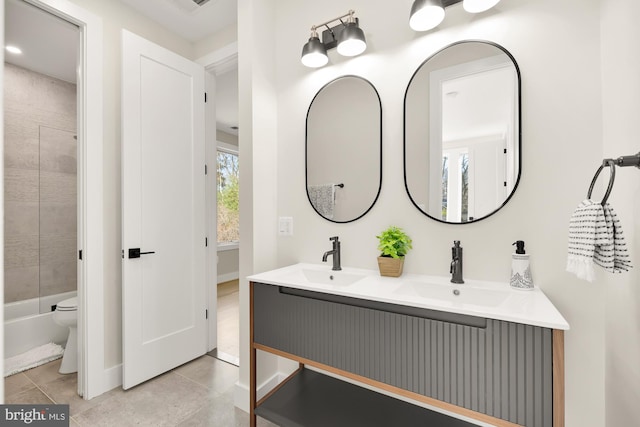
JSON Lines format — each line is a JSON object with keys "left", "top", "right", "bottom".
{"left": 4, "top": 62, "right": 77, "bottom": 305}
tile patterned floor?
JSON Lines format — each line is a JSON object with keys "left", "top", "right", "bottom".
{"left": 4, "top": 357, "right": 276, "bottom": 426}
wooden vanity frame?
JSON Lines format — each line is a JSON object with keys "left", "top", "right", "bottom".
{"left": 249, "top": 282, "right": 565, "bottom": 427}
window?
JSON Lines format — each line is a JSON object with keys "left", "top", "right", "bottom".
{"left": 217, "top": 144, "right": 239, "bottom": 248}
{"left": 441, "top": 150, "right": 469, "bottom": 222}
{"left": 441, "top": 156, "right": 449, "bottom": 220}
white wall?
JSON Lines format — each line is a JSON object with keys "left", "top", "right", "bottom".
{"left": 237, "top": 0, "right": 279, "bottom": 407}
{"left": 239, "top": 0, "right": 613, "bottom": 425}
{"left": 217, "top": 249, "right": 239, "bottom": 282}
{"left": 601, "top": 0, "right": 640, "bottom": 425}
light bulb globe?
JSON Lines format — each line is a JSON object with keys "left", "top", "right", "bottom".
{"left": 463, "top": 0, "right": 501, "bottom": 13}
{"left": 409, "top": 0, "right": 445, "bottom": 31}
{"left": 301, "top": 36, "right": 328, "bottom": 68}
{"left": 337, "top": 22, "right": 367, "bottom": 57}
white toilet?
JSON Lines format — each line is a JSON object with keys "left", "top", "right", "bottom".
{"left": 52, "top": 297, "right": 78, "bottom": 374}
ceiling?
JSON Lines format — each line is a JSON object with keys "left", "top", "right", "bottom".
{"left": 4, "top": 0, "right": 238, "bottom": 136}
{"left": 4, "top": 0, "right": 78, "bottom": 83}
{"left": 118, "top": 0, "right": 237, "bottom": 43}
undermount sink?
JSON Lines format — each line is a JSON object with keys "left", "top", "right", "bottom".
{"left": 301, "top": 269, "right": 366, "bottom": 286}
{"left": 279, "top": 266, "right": 366, "bottom": 287}
{"left": 393, "top": 280, "right": 512, "bottom": 308}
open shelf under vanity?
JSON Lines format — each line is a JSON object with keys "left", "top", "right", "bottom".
{"left": 256, "top": 367, "right": 478, "bottom": 427}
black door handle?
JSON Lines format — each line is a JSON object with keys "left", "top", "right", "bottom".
{"left": 128, "top": 248, "right": 156, "bottom": 259}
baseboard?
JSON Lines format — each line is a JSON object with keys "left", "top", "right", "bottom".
{"left": 217, "top": 271, "right": 239, "bottom": 284}
{"left": 234, "top": 381, "right": 250, "bottom": 413}
{"left": 103, "top": 364, "right": 122, "bottom": 393}
{"left": 234, "top": 372, "right": 287, "bottom": 413}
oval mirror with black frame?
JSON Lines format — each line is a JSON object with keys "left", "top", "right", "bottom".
{"left": 306, "top": 75, "right": 382, "bottom": 223}
{"left": 404, "top": 40, "right": 521, "bottom": 224}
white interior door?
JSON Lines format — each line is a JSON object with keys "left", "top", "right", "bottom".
{"left": 121, "top": 30, "right": 206, "bottom": 389}
{"left": 469, "top": 138, "right": 506, "bottom": 219}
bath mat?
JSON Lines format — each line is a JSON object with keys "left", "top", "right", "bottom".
{"left": 4, "top": 342, "right": 64, "bottom": 377}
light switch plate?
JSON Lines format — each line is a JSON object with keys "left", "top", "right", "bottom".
{"left": 278, "top": 217, "right": 293, "bottom": 236}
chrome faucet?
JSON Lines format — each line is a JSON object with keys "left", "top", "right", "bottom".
{"left": 450, "top": 240, "right": 464, "bottom": 284}
{"left": 322, "top": 236, "right": 342, "bottom": 271}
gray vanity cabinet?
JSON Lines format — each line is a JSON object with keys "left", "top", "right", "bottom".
{"left": 250, "top": 282, "right": 563, "bottom": 427}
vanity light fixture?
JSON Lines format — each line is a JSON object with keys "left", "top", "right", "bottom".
{"left": 409, "top": 0, "right": 501, "bottom": 31}
{"left": 463, "top": 0, "right": 501, "bottom": 13}
{"left": 301, "top": 10, "right": 367, "bottom": 68}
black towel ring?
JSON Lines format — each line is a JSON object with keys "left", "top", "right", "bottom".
{"left": 587, "top": 159, "right": 616, "bottom": 205}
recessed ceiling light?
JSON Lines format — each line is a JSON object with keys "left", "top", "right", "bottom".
{"left": 6, "top": 45, "right": 22, "bottom": 55}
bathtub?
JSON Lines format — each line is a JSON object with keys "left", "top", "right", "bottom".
{"left": 4, "top": 291, "right": 76, "bottom": 359}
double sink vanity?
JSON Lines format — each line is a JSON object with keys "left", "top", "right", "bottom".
{"left": 258, "top": 33, "right": 567, "bottom": 427}
{"left": 248, "top": 263, "right": 569, "bottom": 427}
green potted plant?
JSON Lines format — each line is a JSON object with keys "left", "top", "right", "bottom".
{"left": 376, "top": 226, "right": 413, "bottom": 277}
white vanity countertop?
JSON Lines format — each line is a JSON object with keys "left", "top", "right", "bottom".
{"left": 248, "top": 263, "right": 570, "bottom": 330}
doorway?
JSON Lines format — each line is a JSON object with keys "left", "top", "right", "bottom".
{"left": 4, "top": 0, "right": 104, "bottom": 400}
{"left": 210, "top": 63, "right": 240, "bottom": 366}
{"left": 429, "top": 54, "right": 518, "bottom": 223}
{"left": 4, "top": 0, "right": 79, "bottom": 380}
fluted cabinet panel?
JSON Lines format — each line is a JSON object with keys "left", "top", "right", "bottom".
{"left": 253, "top": 282, "right": 553, "bottom": 427}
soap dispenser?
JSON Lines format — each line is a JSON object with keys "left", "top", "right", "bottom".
{"left": 511, "top": 240, "right": 534, "bottom": 290}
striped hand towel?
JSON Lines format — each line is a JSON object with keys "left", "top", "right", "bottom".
{"left": 600, "top": 203, "right": 632, "bottom": 273}
{"left": 567, "top": 199, "right": 632, "bottom": 282}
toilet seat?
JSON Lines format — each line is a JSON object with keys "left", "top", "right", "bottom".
{"left": 56, "top": 297, "right": 77, "bottom": 311}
